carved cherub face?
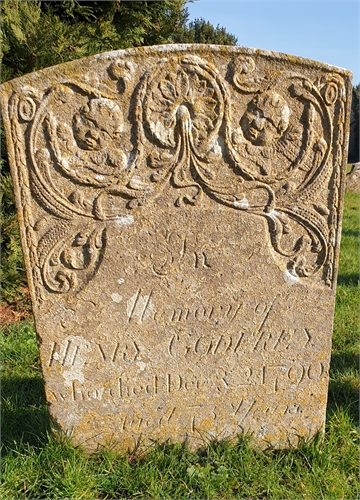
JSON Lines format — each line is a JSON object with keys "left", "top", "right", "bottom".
{"left": 240, "top": 91, "right": 290, "bottom": 147}
{"left": 73, "top": 98, "right": 122, "bottom": 151}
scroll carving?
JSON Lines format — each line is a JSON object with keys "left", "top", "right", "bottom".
{"left": 38, "top": 222, "right": 106, "bottom": 294}
{"left": 5, "top": 49, "right": 349, "bottom": 295}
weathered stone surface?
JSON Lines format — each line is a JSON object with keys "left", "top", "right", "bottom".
{"left": 0, "top": 45, "right": 352, "bottom": 452}
{"left": 346, "top": 163, "right": 360, "bottom": 193}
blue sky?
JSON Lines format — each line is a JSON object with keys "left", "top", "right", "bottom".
{"left": 186, "top": 1, "right": 359, "bottom": 85}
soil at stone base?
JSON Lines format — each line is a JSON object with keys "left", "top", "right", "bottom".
{"left": 0, "top": 287, "right": 32, "bottom": 324}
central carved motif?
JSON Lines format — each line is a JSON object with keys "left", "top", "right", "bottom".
{"left": 139, "top": 56, "right": 227, "bottom": 207}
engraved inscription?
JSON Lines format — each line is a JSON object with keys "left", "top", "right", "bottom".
{"left": 168, "top": 328, "right": 314, "bottom": 357}
{"left": 48, "top": 336, "right": 92, "bottom": 387}
{"left": 126, "top": 289, "right": 154, "bottom": 323}
{"left": 95, "top": 341, "right": 140, "bottom": 363}
{"left": 137, "top": 228, "right": 216, "bottom": 277}
{"left": 170, "top": 302, "right": 242, "bottom": 325}
{"left": 48, "top": 360, "right": 327, "bottom": 405}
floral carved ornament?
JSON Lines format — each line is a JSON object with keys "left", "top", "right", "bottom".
{"left": 8, "top": 53, "right": 347, "bottom": 295}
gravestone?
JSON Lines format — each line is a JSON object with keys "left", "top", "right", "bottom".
{"left": 346, "top": 163, "right": 360, "bottom": 193}
{"left": 0, "top": 45, "right": 352, "bottom": 452}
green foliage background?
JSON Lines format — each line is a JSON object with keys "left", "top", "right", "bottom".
{"left": 0, "top": 0, "right": 237, "bottom": 306}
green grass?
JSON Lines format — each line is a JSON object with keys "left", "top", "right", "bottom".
{"left": 1, "top": 193, "right": 359, "bottom": 499}
{"left": 329, "top": 192, "right": 359, "bottom": 426}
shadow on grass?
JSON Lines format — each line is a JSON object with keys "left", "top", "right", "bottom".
{"left": 341, "top": 228, "right": 360, "bottom": 238}
{"left": 1, "top": 375, "right": 51, "bottom": 452}
{"left": 330, "top": 350, "right": 359, "bottom": 372}
{"left": 327, "top": 387, "right": 359, "bottom": 426}
{"left": 336, "top": 272, "right": 359, "bottom": 287}
{"left": 327, "top": 351, "right": 359, "bottom": 425}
